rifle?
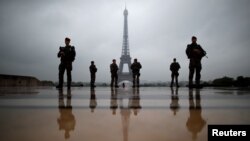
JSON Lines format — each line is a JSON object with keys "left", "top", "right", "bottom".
{"left": 204, "top": 51, "right": 208, "bottom": 58}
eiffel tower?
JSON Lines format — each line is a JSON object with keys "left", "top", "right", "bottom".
{"left": 118, "top": 7, "right": 133, "bottom": 83}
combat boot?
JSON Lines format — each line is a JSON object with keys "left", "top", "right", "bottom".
{"left": 56, "top": 85, "right": 63, "bottom": 89}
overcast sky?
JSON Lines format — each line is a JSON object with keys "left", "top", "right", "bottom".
{"left": 0, "top": 0, "right": 249, "bottom": 82}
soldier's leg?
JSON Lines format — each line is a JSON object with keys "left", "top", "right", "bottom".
{"left": 114, "top": 74, "right": 118, "bottom": 87}
{"left": 136, "top": 73, "right": 140, "bottom": 87}
{"left": 195, "top": 65, "right": 202, "bottom": 85}
{"left": 90, "top": 74, "right": 93, "bottom": 86}
{"left": 93, "top": 74, "right": 96, "bottom": 86}
{"left": 175, "top": 74, "right": 179, "bottom": 87}
{"left": 90, "top": 74, "right": 95, "bottom": 86}
{"left": 132, "top": 74, "right": 136, "bottom": 87}
{"left": 189, "top": 67, "right": 195, "bottom": 86}
{"left": 171, "top": 73, "right": 174, "bottom": 87}
{"left": 58, "top": 63, "right": 66, "bottom": 87}
{"left": 66, "top": 63, "right": 72, "bottom": 89}
{"left": 111, "top": 74, "right": 114, "bottom": 87}
{"left": 67, "top": 69, "right": 72, "bottom": 89}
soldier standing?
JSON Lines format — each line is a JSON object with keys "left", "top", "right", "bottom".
{"left": 89, "top": 61, "right": 97, "bottom": 88}
{"left": 186, "top": 36, "right": 206, "bottom": 88}
{"left": 56, "top": 37, "right": 76, "bottom": 89}
{"left": 130, "top": 58, "right": 142, "bottom": 88}
{"left": 170, "top": 58, "right": 181, "bottom": 87}
{"left": 110, "top": 59, "right": 119, "bottom": 88}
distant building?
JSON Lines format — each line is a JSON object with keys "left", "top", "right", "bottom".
{"left": 0, "top": 74, "right": 40, "bottom": 87}
{"left": 40, "top": 80, "right": 55, "bottom": 86}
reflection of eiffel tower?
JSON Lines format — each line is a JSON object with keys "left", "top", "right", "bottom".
{"left": 118, "top": 88, "right": 141, "bottom": 141}
{"left": 120, "top": 107, "right": 130, "bottom": 141}
{"left": 119, "top": 95, "right": 131, "bottom": 141}
{"left": 118, "top": 7, "right": 133, "bottom": 83}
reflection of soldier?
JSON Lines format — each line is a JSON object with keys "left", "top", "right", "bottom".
{"left": 186, "top": 89, "right": 206, "bottom": 141}
{"left": 170, "top": 58, "right": 181, "bottom": 87}
{"left": 89, "top": 88, "right": 97, "bottom": 113}
{"left": 89, "top": 61, "right": 97, "bottom": 88}
{"left": 170, "top": 87, "right": 179, "bottom": 116}
{"left": 129, "top": 88, "right": 141, "bottom": 115}
{"left": 56, "top": 37, "right": 76, "bottom": 90}
{"left": 186, "top": 36, "right": 206, "bottom": 88}
{"left": 130, "top": 58, "right": 142, "bottom": 87}
{"left": 57, "top": 89, "right": 76, "bottom": 139}
{"left": 110, "top": 87, "right": 118, "bottom": 115}
{"left": 110, "top": 59, "right": 119, "bottom": 88}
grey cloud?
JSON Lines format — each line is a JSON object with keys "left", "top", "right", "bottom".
{"left": 0, "top": 0, "right": 249, "bottom": 82}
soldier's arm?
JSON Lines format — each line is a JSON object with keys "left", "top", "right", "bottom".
{"left": 130, "top": 64, "right": 134, "bottom": 69}
{"left": 71, "top": 46, "right": 76, "bottom": 61}
{"left": 72, "top": 46, "right": 76, "bottom": 57}
{"left": 110, "top": 64, "right": 112, "bottom": 72}
{"left": 57, "top": 47, "right": 64, "bottom": 58}
{"left": 139, "top": 63, "right": 142, "bottom": 69}
{"left": 116, "top": 64, "right": 119, "bottom": 70}
{"left": 57, "top": 52, "right": 61, "bottom": 58}
{"left": 186, "top": 45, "right": 191, "bottom": 58}
{"left": 95, "top": 66, "right": 97, "bottom": 72}
{"left": 89, "top": 66, "right": 92, "bottom": 72}
{"left": 199, "top": 45, "right": 206, "bottom": 57}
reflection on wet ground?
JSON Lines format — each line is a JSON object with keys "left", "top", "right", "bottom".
{"left": 0, "top": 87, "right": 250, "bottom": 141}
{"left": 58, "top": 89, "right": 75, "bottom": 139}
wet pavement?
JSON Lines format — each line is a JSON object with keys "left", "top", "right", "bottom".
{"left": 0, "top": 87, "right": 250, "bottom": 141}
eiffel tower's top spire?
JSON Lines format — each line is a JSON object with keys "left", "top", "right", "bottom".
{"left": 124, "top": 2, "right": 128, "bottom": 16}
{"left": 121, "top": 5, "right": 129, "bottom": 56}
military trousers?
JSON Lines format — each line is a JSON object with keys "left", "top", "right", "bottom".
{"left": 171, "top": 72, "right": 179, "bottom": 87}
{"left": 58, "top": 62, "right": 72, "bottom": 88}
{"left": 111, "top": 73, "right": 118, "bottom": 87}
{"left": 189, "top": 59, "right": 202, "bottom": 85}
{"left": 132, "top": 73, "right": 140, "bottom": 87}
{"left": 90, "top": 73, "right": 96, "bottom": 86}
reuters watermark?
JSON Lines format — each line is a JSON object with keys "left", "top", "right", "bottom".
{"left": 208, "top": 125, "right": 250, "bottom": 141}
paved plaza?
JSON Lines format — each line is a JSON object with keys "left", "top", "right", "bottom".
{"left": 0, "top": 87, "right": 250, "bottom": 141}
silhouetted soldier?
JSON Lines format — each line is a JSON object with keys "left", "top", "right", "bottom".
{"left": 170, "top": 58, "right": 181, "bottom": 87}
{"left": 186, "top": 89, "right": 206, "bottom": 140}
{"left": 186, "top": 36, "right": 206, "bottom": 88}
{"left": 56, "top": 37, "right": 76, "bottom": 89}
{"left": 89, "top": 88, "right": 97, "bottom": 113}
{"left": 110, "top": 59, "right": 119, "bottom": 88}
{"left": 89, "top": 61, "right": 97, "bottom": 88}
{"left": 57, "top": 89, "right": 76, "bottom": 139}
{"left": 130, "top": 58, "right": 142, "bottom": 87}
